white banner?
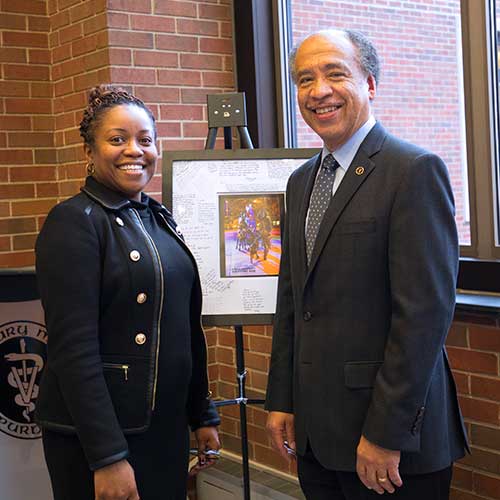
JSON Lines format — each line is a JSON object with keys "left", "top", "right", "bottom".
{"left": 0, "top": 300, "right": 52, "bottom": 500}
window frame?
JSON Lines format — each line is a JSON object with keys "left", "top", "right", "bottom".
{"left": 233, "top": 0, "right": 500, "bottom": 292}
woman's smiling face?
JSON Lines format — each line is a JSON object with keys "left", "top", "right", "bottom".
{"left": 84, "top": 104, "right": 158, "bottom": 201}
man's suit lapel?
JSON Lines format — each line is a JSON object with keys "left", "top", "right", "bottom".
{"left": 305, "top": 123, "right": 388, "bottom": 281}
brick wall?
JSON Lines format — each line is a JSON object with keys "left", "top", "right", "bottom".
{"left": 289, "top": 0, "right": 470, "bottom": 245}
{"left": 0, "top": 0, "right": 234, "bottom": 268}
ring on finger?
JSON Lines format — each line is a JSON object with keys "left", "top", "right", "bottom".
{"left": 377, "top": 476, "right": 388, "bottom": 482}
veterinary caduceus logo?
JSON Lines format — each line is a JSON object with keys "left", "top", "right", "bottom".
{"left": 0, "top": 320, "right": 47, "bottom": 439}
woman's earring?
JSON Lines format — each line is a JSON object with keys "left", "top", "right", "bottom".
{"left": 86, "top": 162, "right": 95, "bottom": 176}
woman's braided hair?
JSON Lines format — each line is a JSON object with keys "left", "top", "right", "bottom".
{"left": 79, "top": 85, "right": 156, "bottom": 147}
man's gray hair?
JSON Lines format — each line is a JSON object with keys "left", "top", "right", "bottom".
{"left": 289, "top": 29, "right": 380, "bottom": 85}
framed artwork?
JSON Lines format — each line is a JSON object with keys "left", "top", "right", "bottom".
{"left": 163, "top": 148, "right": 319, "bottom": 326}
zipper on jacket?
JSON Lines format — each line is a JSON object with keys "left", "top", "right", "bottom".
{"left": 131, "top": 208, "right": 164, "bottom": 411}
{"left": 102, "top": 362, "right": 129, "bottom": 381}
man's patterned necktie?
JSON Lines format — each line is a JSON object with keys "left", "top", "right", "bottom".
{"left": 305, "top": 154, "right": 340, "bottom": 264}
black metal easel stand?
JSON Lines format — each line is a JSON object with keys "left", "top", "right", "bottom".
{"left": 205, "top": 125, "right": 265, "bottom": 500}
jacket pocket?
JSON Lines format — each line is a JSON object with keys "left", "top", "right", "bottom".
{"left": 102, "top": 356, "right": 150, "bottom": 433}
{"left": 344, "top": 361, "right": 383, "bottom": 389}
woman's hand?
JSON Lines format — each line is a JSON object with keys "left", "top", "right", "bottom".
{"left": 94, "top": 459, "right": 140, "bottom": 500}
{"left": 189, "top": 426, "right": 221, "bottom": 476}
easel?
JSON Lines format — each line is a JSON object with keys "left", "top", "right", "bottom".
{"left": 205, "top": 93, "right": 265, "bottom": 500}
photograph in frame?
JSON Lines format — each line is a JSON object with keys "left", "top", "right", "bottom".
{"left": 218, "top": 192, "right": 285, "bottom": 278}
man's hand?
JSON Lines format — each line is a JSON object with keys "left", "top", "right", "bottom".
{"left": 266, "top": 411, "right": 296, "bottom": 463}
{"left": 94, "top": 459, "right": 139, "bottom": 500}
{"left": 356, "top": 435, "right": 403, "bottom": 494}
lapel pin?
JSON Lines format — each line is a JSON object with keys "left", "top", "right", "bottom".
{"left": 355, "top": 166, "right": 365, "bottom": 176}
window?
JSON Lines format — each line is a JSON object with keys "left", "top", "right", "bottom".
{"left": 276, "top": 0, "right": 471, "bottom": 245}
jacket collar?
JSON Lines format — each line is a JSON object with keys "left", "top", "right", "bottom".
{"left": 81, "top": 176, "right": 173, "bottom": 217}
{"left": 81, "top": 176, "right": 132, "bottom": 210}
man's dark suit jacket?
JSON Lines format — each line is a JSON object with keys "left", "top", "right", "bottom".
{"left": 265, "top": 122, "right": 468, "bottom": 474}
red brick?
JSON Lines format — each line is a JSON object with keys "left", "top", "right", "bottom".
{"left": 108, "top": 47, "right": 132, "bottom": 65}
{"left": 0, "top": 251, "right": 35, "bottom": 268}
{"left": 69, "top": 0, "right": 95, "bottom": 22}
{"left": 156, "top": 122, "right": 181, "bottom": 137}
{"left": 247, "top": 424, "right": 268, "bottom": 446}
{"left": 0, "top": 150, "right": 33, "bottom": 164}
{"left": 446, "top": 324, "right": 468, "bottom": 348}
{"left": 156, "top": 34, "right": 198, "bottom": 52}
{"left": 0, "top": 203, "right": 9, "bottom": 217}
{"left": 200, "top": 37, "right": 233, "bottom": 54}
{"left": 0, "top": 47, "right": 27, "bottom": 63}
{"left": 471, "top": 424, "right": 500, "bottom": 452}
{"left": 131, "top": 14, "right": 175, "bottom": 32}
{"left": 180, "top": 53, "right": 222, "bottom": 70}
{"left": 249, "top": 370, "right": 268, "bottom": 391}
{"left": 221, "top": 21, "right": 232, "bottom": 38}
{"left": 30, "top": 82, "right": 53, "bottom": 97}
{"left": 4, "top": 63, "right": 50, "bottom": 81}
{"left": 28, "top": 15, "right": 50, "bottom": 32}
{"left": 0, "top": 0, "right": 46, "bottom": 15}
{"left": 60, "top": 92, "right": 87, "bottom": 112}
{"left": 159, "top": 104, "right": 203, "bottom": 121}
{"left": 0, "top": 116, "right": 31, "bottom": 131}
{"left": 177, "top": 18, "right": 218, "bottom": 36}
{"left": 219, "top": 329, "right": 236, "bottom": 348}
{"left": 34, "top": 149, "right": 58, "bottom": 165}
{"left": 82, "top": 50, "right": 109, "bottom": 71}
{"left": 161, "top": 138, "right": 205, "bottom": 150}
{"left": 83, "top": 12, "right": 107, "bottom": 34}
{"left": 459, "top": 396, "right": 499, "bottom": 426}
{"left": 108, "top": 30, "right": 153, "bottom": 48}
{"left": 453, "top": 371, "right": 470, "bottom": 395}
{"left": 0, "top": 184, "right": 34, "bottom": 200}
{"left": 202, "top": 71, "right": 234, "bottom": 88}
{"left": 199, "top": 4, "right": 231, "bottom": 20}
{"left": 133, "top": 49, "right": 177, "bottom": 67}
{"left": 54, "top": 78, "right": 74, "bottom": 96}
{"left": 0, "top": 13, "right": 26, "bottom": 30}
{"left": 0, "top": 81, "right": 30, "bottom": 97}
{"left": 11, "top": 166, "right": 57, "bottom": 183}
{"left": 63, "top": 128, "right": 81, "bottom": 145}
{"left": 109, "top": 67, "right": 156, "bottom": 84}
{"left": 471, "top": 376, "right": 500, "bottom": 402}
{"left": 447, "top": 347, "right": 498, "bottom": 375}
{"left": 13, "top": 234, "right": 37, "bottom": 251}
{"left": 58, "top": 23, "right": 83, "bottom": 44}
{"left": 249, "top": 335, "right": 272, "bottom": 354}
{"left": 108, "top": 0, "right": 152, "bottom": 13}
{"left": 71, "top": 33, "right": 100, "bottom": 57}
{"left": 8, "top": 132, "right": 53, "bottom": 148}
{"left": 50, "top": 10, "right": 70, "bottom": 30}
{"left": 52, "top": 44, "right": 71, "bottom": 63}
{"left": 0, "top": 217, "right": 36, "bottom": 235}
{"left": 182, "top": 122, "right": 208, "bottom": 137}
{"left": 449, "top": 490, "right": 489, "bottom": 500}
{"left": 219, "top": 364, "right": 236, "bottom": 382}
{"left": 181, "top": 87, "right": 220, "bottom": 104}
{"left": 245, "top": 352, "right": 269, "bottom": 372}
{"left": 470, "top": 326, "right": 500, "bottom": 352}
{"left": 474, "top": 472, "right": 500, "bottom": 499}
{"left": 12, "top": 199, "right": 57, "bottom": 216}
{"left": 215, "top": 346, "right": 234, "bottom": 364}
{"left": 154, "top": 1, "right": 196, "bottom": 17}
{"left": 158, "top": 69, "right": 200, "bottom": 86}
{"left": 0, "top": 236, "right": 10, "bottom": 252}
{"left": 134, "top": 86, "right": 179, "bottom": 103}
{"left": 55, "top": 111, "right": 76, "bottom": 130}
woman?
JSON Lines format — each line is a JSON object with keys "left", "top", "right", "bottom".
{"left": 35, "top": 85, "right": 220, "bottom": 500}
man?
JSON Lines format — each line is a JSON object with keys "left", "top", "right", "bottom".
{"left": 265, "top": 29, "right": 467, "bottom": 499}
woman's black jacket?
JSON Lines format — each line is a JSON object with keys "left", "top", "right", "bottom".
{"left": 35, "top": 177, "right": 219, "bottom": 471}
